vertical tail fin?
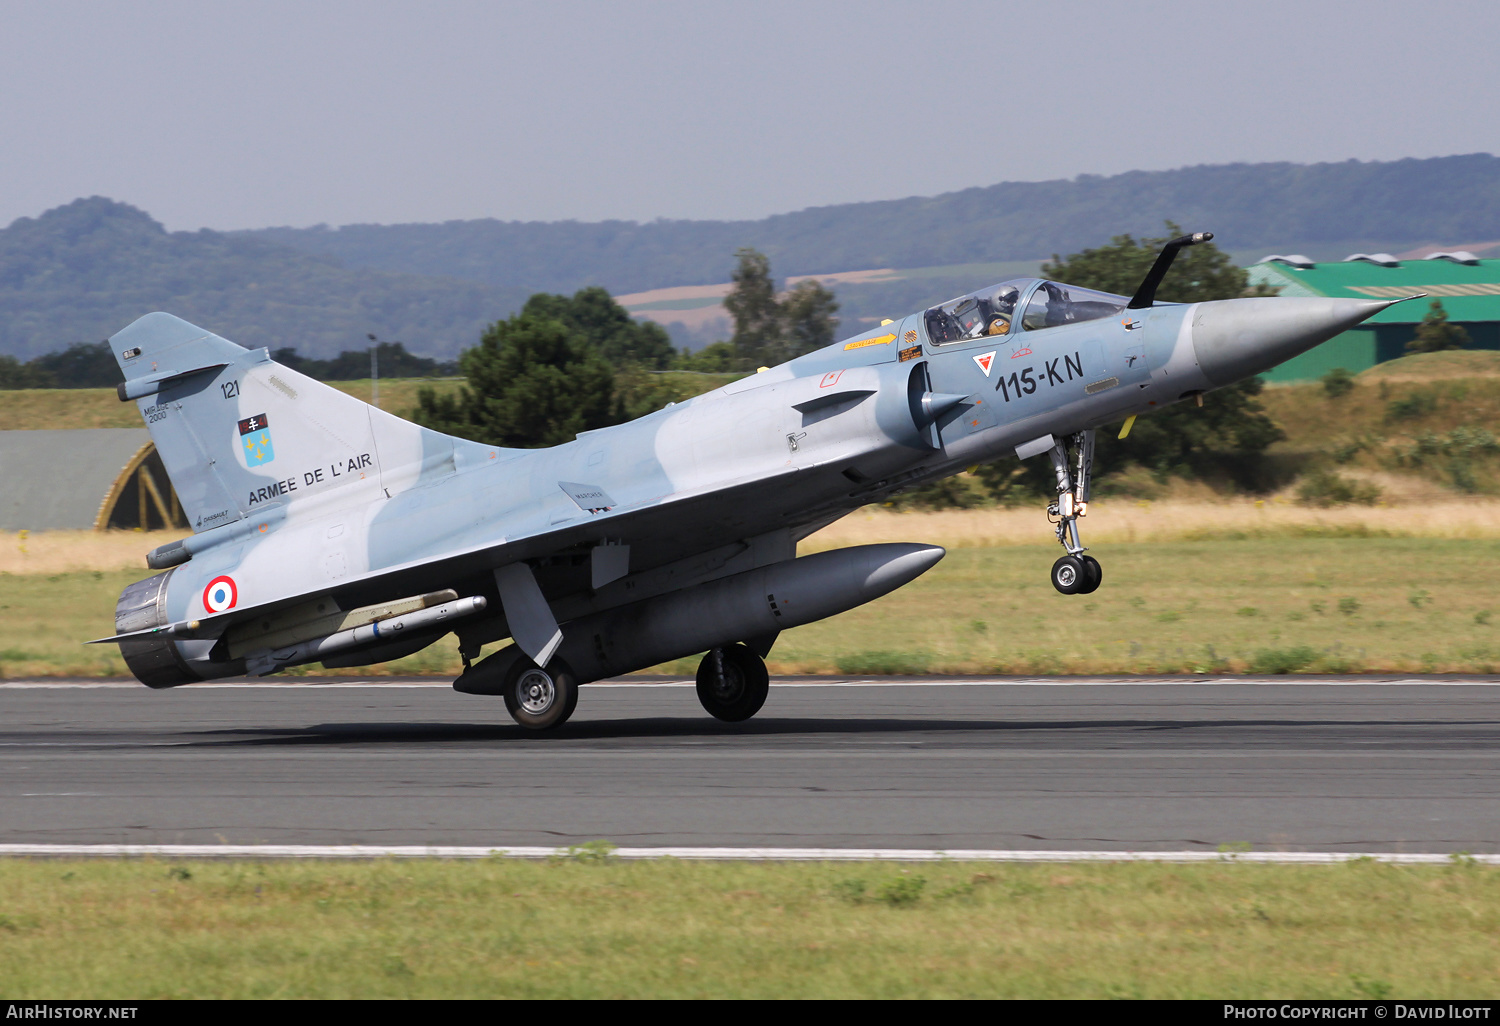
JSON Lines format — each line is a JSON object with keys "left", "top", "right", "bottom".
{"left": 110, "top": 313, "right": 503, "bottom": 532}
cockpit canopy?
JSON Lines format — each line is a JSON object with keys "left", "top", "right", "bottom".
{"left": 924, "top": 278, "right": 1131, "bottom": 345}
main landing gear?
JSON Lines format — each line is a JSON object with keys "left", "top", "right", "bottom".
{"left": 695, "top": 643, "right": 769, "bottom": 722}
{"left": 1047, "top": 430, "right": 1102, "bottom": 596}
{"left": 491, "top": 643, "right": 774, "bottom": 729}
{"left": 502, "top": 656, "right": 580, "bottom": 730}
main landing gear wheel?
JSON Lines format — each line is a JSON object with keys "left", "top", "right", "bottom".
{"left": 502, "top": 657, "right": 579, "bottom": 730}
{"left": 696, "top": 643, "right": 770, "bottom": 722}
{"left": 1051, "top": 555, "right": 1088, "bottom": 595}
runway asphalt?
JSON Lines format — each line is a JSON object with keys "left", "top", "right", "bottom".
{"left": 3, "top": 677, "right": 1498, "bottom": 854}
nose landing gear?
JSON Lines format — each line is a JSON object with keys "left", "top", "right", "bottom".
{"left": 1047, "top": 431, "right": 1102, "bottom": 595}
{"left": 1051, "top": 553, "right": 1102, "bottom": 595}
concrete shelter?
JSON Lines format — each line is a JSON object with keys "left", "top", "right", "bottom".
{"left": 0, "top": 429, "right": 186, "bottom": 531}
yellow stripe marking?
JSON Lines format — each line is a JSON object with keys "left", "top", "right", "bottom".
{"left": 844, "top": 333, "right": 896, "bottom": 351}
{"left": 1349, "top": 283, "right": 1500, "bottom": 298}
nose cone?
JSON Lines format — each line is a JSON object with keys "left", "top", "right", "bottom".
{"left": 1191, "top": 297, "right": 1397, "bottom": 388}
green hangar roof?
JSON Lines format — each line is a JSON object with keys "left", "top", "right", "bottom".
{"left": 1245, "top": 253, "right": 1500, "bottom": 381}
{"left": 1248, "top": 254, "right": 1500, "bottom": 324}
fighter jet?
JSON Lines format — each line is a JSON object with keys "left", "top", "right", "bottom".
{"left": 94, "top": 234, "right": 1409, "bottom": 728}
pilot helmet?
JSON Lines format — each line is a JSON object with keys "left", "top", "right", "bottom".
{"left": 993, "top": 286, "right": 1019, "bottom": 312}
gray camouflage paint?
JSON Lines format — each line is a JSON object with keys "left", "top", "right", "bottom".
{"left": 103, "top": 278, "right": 1396, "bottom": 685}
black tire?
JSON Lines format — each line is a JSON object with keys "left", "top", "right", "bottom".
{"left": 1051, "top": 555, "right": 1087, "bottom": 595}
{"left": 502, "top": 657, "right": 579, "bottom": 730}
{"left": 1078, "top": 555, "right": 1103, "bottom": 594}
{"left": 695, "top": 643, "right": 770, "bottom": 722}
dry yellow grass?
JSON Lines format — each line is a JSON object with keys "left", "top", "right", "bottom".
{"left": 10, "top": 536, "right": 1500, "bottom": 677}
{"left": 1355, "top": 349, "right": 1500, "bottom": 381}
{"left": 9, "top": 500, "right": 1500, "bottom": 579}
{"left": 1259, "top": 375, "right": 1500, "bottom": 459}
{"left": 0, "top": 529, "right": 176, "bottom": 574}
{"left": 0, "top": 380, "right": 467, "bottom": 432}
{"left": 0, "top": 389, "right": 142, "bottom": 430}
{"left": 801, "top": 498, "right": 1500, "bottom": 552}
{"left": 8, "top": 498, "right": 1500, "bottom": 580}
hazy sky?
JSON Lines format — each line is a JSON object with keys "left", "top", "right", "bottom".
{"left": 3, "top": 0, "right": 1497, "bottom": 231}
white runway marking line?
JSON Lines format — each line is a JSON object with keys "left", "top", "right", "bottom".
{"left": 0, "top": 681, "right": 453, "bottom": 689}
{"left": 0, "top": 844, "right": 1495, "bottom": 864}
{"left": 767, "top": 679, "right": 1500, "bottom": 687}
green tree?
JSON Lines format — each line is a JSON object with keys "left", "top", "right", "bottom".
{"left": 1406, "top": 300, "right": 1470, "bottom": 353}
{"left": 677, "top": 340, "right": 737, "bottom": 372}
{"left": 412, "top": 314, "right": 617, "bottom": 448}
{"left": 1322, "top": 367, "right": 1355, "bottom": 398}
{"left": 28, "top": 341, "right": 122, "bottom": 388}
{"left": 609, "top": 362, "right": 696, "bottom": 423}
{"left": 723, "top": 248, "right": 782, "bottom": 366}
{"left": 522, "top": 286, "right": 676, "bottom": 369}
{"left": 779, "top": 279, "right": 840, "bottom": 359}
{"left": 1028, "top": 224, "right": 1284, "bottom": 492}
{"left": 0, "top": 354, "right": 55, "bottom": 389}
{"left": 273, "top": 341, "right": 454, "bottom": 381}
{"left": 413, "top": 287, "right": 701, "bottom": 447}
{"left": 1039, "top": 222, "right": 1260, "bottom": 303}
{"left": 722, "top": 248, "right": 840, "bottom": 368}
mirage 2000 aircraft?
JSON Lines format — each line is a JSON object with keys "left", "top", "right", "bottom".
{"left": 94, "top": 234, "right": 1413, "bottom": 728}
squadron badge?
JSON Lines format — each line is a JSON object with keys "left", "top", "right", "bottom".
{"left": 239, "top": 413, "right": 275, "bottom": 466}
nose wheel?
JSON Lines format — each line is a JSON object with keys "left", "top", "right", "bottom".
{"left": 1045, "top": 431, "right": 1104, "bottom": 595}
{"left": 1081, "top": 555, "right": 1102, "bottom": 592}
{"left": 1052, "top": 554, "right": 1103, "bottom": 595}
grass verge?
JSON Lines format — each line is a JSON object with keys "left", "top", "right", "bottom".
{"left": 633, "top": 535, "right": 1500, "bottom": 677}
{"left": 0, "top": 857, "right": 1495, "bottom": 998}
{"left": 7, "top": 535, "right": 1500, "bottom": 677}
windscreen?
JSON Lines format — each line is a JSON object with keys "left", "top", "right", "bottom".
{"left": 924, "top": 279, "right": 1033, "bottom": 345}
{"left": 1021, "top": 283, "right": 1129, "bottom": 332}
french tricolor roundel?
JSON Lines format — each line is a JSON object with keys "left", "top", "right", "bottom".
{"left": 202, "top": 576, "right": 238, "bottom": 613}
{"left": 973, "top": 351, "right": 996, "bottom": 377}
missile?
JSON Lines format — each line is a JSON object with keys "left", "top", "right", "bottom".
{"left": 455, "top": 542, "right": 945, "bottom": 693}
{"left": 244, "top": 594, "right": 487, "bottom": 676}
{"left": 226, "top": 589, "right": 461, "bottom": 658}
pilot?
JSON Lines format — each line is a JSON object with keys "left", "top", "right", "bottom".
{"left": 987, "top": 286, "right": 1019, "bottom": 335}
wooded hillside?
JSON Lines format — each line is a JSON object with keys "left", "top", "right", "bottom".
{"left": 0, "top": 198, "right": 529, "bottom": 360}
{"left": 245, "top": 155, "right": 1500, "bottom": 294}
{"left": 3, "top": 155, "right": 1496, "bottom": 360}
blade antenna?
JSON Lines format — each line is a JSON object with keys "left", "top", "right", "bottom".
{"left": 1127, "top": 232, "right": 1214, "bottom": 310}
